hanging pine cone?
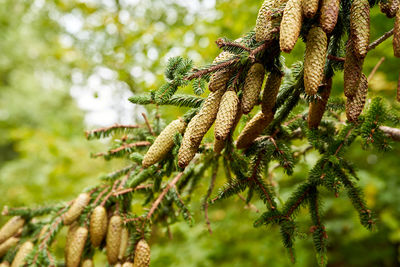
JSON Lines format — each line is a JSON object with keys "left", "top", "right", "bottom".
{"left": 118, "top": 228, "right": 129, "bottom": 260}
{"left": 133, "top": 239, "right": 150, "bottom": 267}
{"left": 242, "top": 63, "right": 265, "bottom": 114}
{"left": 308, "top": 78, "right": 332, "bottom": 129}
{"left": 11, "top": 241, "right": 34, "bottom": 267}
{"left": 65, "top": 226, "right": 88, "bottom": 267}
{"left": 106, "top": 215, "right": 123, "bottom": 265}
{"left": 177, "top": 127, "right": 199, "bottom": 168}
{"left": 302, "top": 0, "right": 319, "bottom": 18}
{"left": 304, "top": 27, "right": 328, "bottom": 96}
{"left": 65, "top": 223, "right": 78, "bottom": 261}
{"left": 213, "top": 138, "right": 225, "bottom": 155}
{"left": 89, "top": 205, "right": 108, "bottom": 248}
{"left": 81, "top": 259, "right": 94, "bottom": 267}
{"left": 142, "top": 118, "right": 186, "bottom": 168}
{"left": 346, "top": 73, "right": 368, "bottom": 122}
{"left": 0, "top": 237, "right": 19, "bottom": 258}
{"left": 344, "top": 40, "right": 364, "bottom": 97}
{"left": 236, "top": 112, "right": 274, "bottom": 149}
{"left": 63, "top": 193, "right": 91, "bottom": 225}
{"left": 215, "top": 91, "right": 239, "bottom": 140}
{"left": 255, "top": 0, "right": 277, "bottom": 42}
{"left": 280, "top": 0, "right": 303, "bottom": 53}
{"left": 379, "top": 0, "right": 399, "bottom": 18}
{"left": 122, "top": 262, "right": 134, "bottom": 267}
{"left": 394, "top": 8, "right": 400, "bottom": 58}
{"left": 320, "top": 0, "right": 340, "bottom": 33}
{"left": 209, "top": 51, "right": 234, "bottom": 92}
{"left": 261, "top": 71, "right": 283, "bottom": 114}
{"left": 350, "top": 0, "right": 370, "bottom": 58}
{"left": 0, "top": 216, "right": 25, "bottom": 244}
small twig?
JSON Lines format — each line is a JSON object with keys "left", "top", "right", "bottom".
{"left": 368, "top": 28, "right": 394, "bottom": 51}
{"left": 185, "top": 58, "right": 239, "bottom": 80}
{"left": 100, "top": 180, "right": 122, "bottom": 207}
{"left": 368, "top": 57, "right": 385, "bottom": 82}
{"left": 237, "top": 194, "right": 260, "bottom": 213}
{"left": 93, "top": 141, "right": 151, "bottom": 158}
{"left": 216, "top": 38, "right": 251, "bottom": 52}
{"left": 113, "top": 184, "right": 153, "bottom": 196}
{"left": 146, "top": 172, "right": 184, "bottom": 219}
{"left": 327, "top": 54, "right": 345, "bottom": 62}
{"left": 142, "top": 113, "right": 155, "bottom": 136}
{"left": 203, "top": 162, "right": 219, "bottom": 234}
{"left": 85, "top": 124, "right": 140, "bottom": 138}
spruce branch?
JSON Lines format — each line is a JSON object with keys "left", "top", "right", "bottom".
{"left": 85, "top": 124, "right": 141, "bottom": 140}
{"left": 368, "top": 28, "right": 394, "bottom": 51}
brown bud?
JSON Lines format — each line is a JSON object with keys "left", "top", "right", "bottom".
{"left": 320, "top": 0, "right": 340, "bottom": 33}
{"left": 236, "top": 112, "right": 274, "bottom": 149}
{"left": 65, "top": 226, "right": 88, "bottom": 267}
{"left": 394, "top": 8, "right": 400, "bottom": 57}
{"left": 11, "top": 241, "right": 34, "bottom": 267}
{"left": 379, "top": 0, "right": 399, "bottom": 18}
{"left": 215, "top": 91, "right": 239, "bottom": 140}
{"left": 302, "top": 0, "right": 319, "bottom": 18}
{"left": 261, "top": 72, "right": 283, "bottom": 114}
{"left": 142, "top": 118, "right": 186, "bottom": 168}
{"left": 280, "top": 0, "right": 303, "bottom": 53}
{"left": 118, "top": 228, "right": 129, "bottom": 261}
{"left": 0, "top": 237, "right": 19, "bottom": 258}
{"left": 350, "top": 0, "right": 370, "bottom": 58}
{"left": 133, "top": 239, "right": 150, "bottom": 267}
{"left": 308, "top": 78, "right": 332, "bottom": 129}
{"left": 304, "top": 27, "right": 328, "bottom": 95}
{"left": 63, "top": 193, "right": 91, "bottom": 225}
{"left": 346, "top": 73, "right": 368, "bottom": 122}
{"left": 242, "top": 63, "right": 265, "bottom": 114}
{"left": 344, "top": 40, "right": 364, "bottom": 97}
{"left": 81, "top": 259, "right": 94, "bottom": 267}
{"left": 89, "top": 206, "right": 108, "bottom": 248}
{"left": 106, "top": 215, "right": 122, "bottom": 265}
{"left": 0, "top": 216, "right": 25, "bottom": 244}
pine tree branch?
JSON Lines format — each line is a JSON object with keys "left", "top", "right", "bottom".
{"left": 92, "top": 141, "right": 151, "bottom": 158}
{"left": 184, "top": 58, "right": 239, "bottom": 80}
{"left": 85, "top": 124, "right": 141, "bottom": 139}
{"left": 368, "top": 28, "right": 394, "bottom": 51}
{"left": 141, "top": 113, "right": 155, "bottom": 136}
{"left": 216, "top": 38, "right": 251, "bottom": 52}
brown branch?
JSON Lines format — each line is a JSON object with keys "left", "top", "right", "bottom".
{"left": 100, "top": 179, "right": 122, "bottom": 207}
{"left": 368, "top": 57, "right": 385, "bottom": 82}
{"left": 113, "top": 184, "right": 153, "bottom": 196}
{"left": 327, "top": 54, "right": 345, "bottom": 62}
{"left": 185, "top": 58, "right": 239, "bottom": 80}
{"left": 142, "top": 113, "right": 155, "bottom": 136}
{"left": 368, "top": 28, "right": 394, "bottom": 51}
{"left": 146, "top": 172, "right": 184, "bottom": 219}
{"left": 216, "top": 38, "right": 251, "bottom": 52}
{"left": 203, "top": 163, "right": 219, "bottom": 234}
{"left": 85, "top": 124, "right": 140, "bottom": 138}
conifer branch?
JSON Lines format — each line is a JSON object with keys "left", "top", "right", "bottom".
{"left": 184, "top": 58, "right": 239, "bottom": 80}
{"left": 368, "top": 28, "right": 394, "bottom": 51}
{"left": 85, "top": 124, "right": 141, "bottom": 140}
{"left": 142, "top": 113, "right": 155, "bottom": 136}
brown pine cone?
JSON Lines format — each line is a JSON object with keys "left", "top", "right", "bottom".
{"left": 65, "top": 226, "right": 88, "bottom": 267}
{"left": 302, "top": 0, "right": 319, "bottom": 18}
{"left": 261, "top": 71, "right": 283, "bottom": 114}
{"left": 89, "top": 205, "right": 108, "bottom": 248}
{"left": 379, "top": 0, "right": 399, "bottom": 18}
{"left": 106, "top": 215, "right": 123, "bottom": 265}
{"left": 118, "top": 228, "right": 129, "bottom": 260}
{"left": 350, "top": 0, "right": 370, "bottom": 58}
{"left": 280, "top": 0, "right": 303, "bottom": 53}
{"left": 0, "top": 216, "right": 25, "bottom": 244}
{"left": 0, "top": 237, "right": 19, "bottom": 258}
{"left": 255, "top": 0, "right": 282, "bottom": 42}
{"left": 242, "top": 63, "right": 265, "bottom": 114}
{"left": 142, "top": 118, "right": 186, "bottom": 168}
{"left": 63, "top": 193, "right": 91, "bottom": 225}
{"left": 320, "top": 0, "right": 340, "bottom": 33}
{"left": 346, "top": 73, "right": 368, "bottom": 122}
{"left": 394, "top": 8, "right": 400, "bottom": 57}
{"left": 308, "top": 78, "right": 332, "bottom": 129}
{"left": 133, "top": 239, "right": 150, "bottom": 267}
{"left": 11, "top": 241, "right": 34, "bottom": 267}
{"left": 344, "top": 40, "right": 364, "bottom": 97}
{"left": 215, "top": 91, "right": 239, "bottom": 140}
{"left": 304, "top": 27, "right": 328, "bottom": 96}
{"left": 236, "top": 112, "right": 274, "bottom": 149}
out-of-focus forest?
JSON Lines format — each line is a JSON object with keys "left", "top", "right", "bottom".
{"left": 0, "top": 0, "right": 399, "bottom": 266}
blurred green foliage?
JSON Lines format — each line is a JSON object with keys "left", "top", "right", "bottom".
{"left": 0, "top": 0, "right": 399, "bottom": 266}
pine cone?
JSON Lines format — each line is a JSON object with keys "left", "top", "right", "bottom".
{"left": 63, "top": 193, "right": 91, "bottom": 225}
{"left": 142, "top": 118, "right": 186, "bottom": 168}
{"left": 308, "top": 78, "right": 332, "bottom": 129}
{"left": 350, "top": 0, "right": 370, "bottom": 58}
{"left": 320, "top": 0, "right": 340, "bottom": 33}
{"left": 11, "top": 241, "right": 34, "bottom": 267}
{"left": 255, "top": 0, "right": 276, "bottom": 42}
{"left": 81, "top": 259, "right": 94, "bottom": 267}
{"left": 397, "top": 74, "right": 400, "bottom": 102}
{"left": 189, "top": 89, "right": 226, "bottom": 144}
{"left": 215, "top": 91, "right": 239, "bottom": 140}
{"left": 304, "top": 27, "right": 328, "bottom": 95}
{"left": 133, "top": 239, "right": 150, "bottom": 267}
{"left": 118, "top": 228, "right": 129, "bottom": 260}
{"left": 0, "top": 237, "right": 19, "bottom": 258}
{"left": 302, "top": 0, "right": 319, "bottom": 18}
{"left": 65, "top": 226, "right": 88, "bottom": 267}
{"left": 89, "top": 205, "right": 108, "bottom": 248}
{"left": 0, "top": 262, "right": 10, "bottom": 267}
{"left": 0, "top": 216, "right": 25, "bottom": 244}
{"left": 106, "top": 215, "right": 123, "bottom": 265}
{"left": 122, "top": 262, "right": 134, "bottom": 267}
{"left": 280, "top": 0, "right": 303, "bottom": 53}
{"left": 261, "top": 71, "right": 283, "bottom": 114}
{"left": 344, "top": 40, "right": 364, "bottom": 97}
{"left": 346, "top": 73, "right": 368, "bottom": 122}
{"left": 213, "top": 138, "right": 225, "bottom": 155}
{"left": 380, "top": 0, "right": 399, "bottom": 18}
{"left": 64, "top": 222, "right": 78, "bottom": 261}
{"left": 177, "top": 129, "right": 199, "bottom": 168}
{"left": 209, "top": 51, "right": 234, "bottom": 92}
{"left": 394, "top": 8, "right": 400, "bottom": 57}
{"left": 236, "top": 112, "right": 274, "bottom": 149}
{"left": 242, "top": 63, "right": 265, "bottom": 114}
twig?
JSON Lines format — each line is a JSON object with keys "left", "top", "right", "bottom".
{"left": 92, "top": 141, "right": 151, "bottom": 158}
{"left": 237, "top": 194, "right": 260, "bottom": 213}
{"left": 327, "top": 54, "right": 345, "bottom": 62}
{"left": 100, "top": 180, "right": 122, "bottom": 207}
{"left": 146, "top": 172, "right": 184, "bottom": 219}
{"left": 368, "top": 28, "right": 394, "bottom": 51}
{"left": 85, "top": 124, "right": 140, "bottom": 138}
{"left": 185, "top": 58, "right": 239, "bottom": 80}
{"left": 113, "top": 184, "right": 153, "bottom": 196}
{"left": 203, "top": 162, "right": 219, "bottom": 234}
{"left": 142, "top": 113, "right": 155, "bottom": 136}
{"left": 368, "top": 57, "right": 385, "bottom": 82}
{"left": 216, "top": 38, "right": 251, "bottom": 52}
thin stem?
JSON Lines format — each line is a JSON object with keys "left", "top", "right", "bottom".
{"left": 142, "top": 113, "right": 155, "bottom": 136}
{"left": 368, "top": 57, "right": 385, "bottom": 82}
{"left": 85, "top": 124, "right": 140, "bottom": 138}
{"left": 368, "top": 28, "right": 394, "bottom": 51}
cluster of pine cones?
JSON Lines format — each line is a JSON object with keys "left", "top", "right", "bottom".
{"left": 142, "top": 0, "right": 400, "bottom": 169}
{"left": 0, "top": 193, "right": 150, "bottom": 267}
